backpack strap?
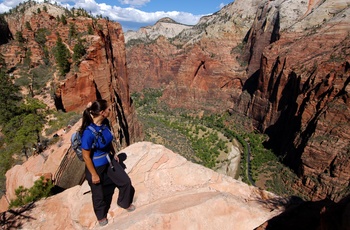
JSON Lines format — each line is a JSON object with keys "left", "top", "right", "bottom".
{"left": 87, "top": 124, "right": 106, "bottom": 148}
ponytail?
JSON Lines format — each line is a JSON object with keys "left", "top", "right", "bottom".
{"left": 79, "top": 108, "right": 93, "bottom": 134}
{"left": 78, "top": 99, "right": 108, "bottom": 134}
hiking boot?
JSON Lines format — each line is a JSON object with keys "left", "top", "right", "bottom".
{"left": 98, "top": 218, "right": 108, "bottom": 226}
{"left": 126, "top": 204, "right": 136, "bottom": 212}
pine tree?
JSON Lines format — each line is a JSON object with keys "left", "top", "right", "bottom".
{"left": 73, "top": 39, "right": 86, "bottom": 62}
{"left": 61, "top": 14, "right": 67, "bottom": 25}
{"left": 0, "top": 71, "right": 21, "bottom": 124}
{"left": 53, "top": 34, "right": 71, "bottom": 76}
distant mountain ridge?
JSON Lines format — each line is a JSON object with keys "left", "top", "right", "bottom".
{"left": 124, "top": 17, "right": 193, "bottom": 43}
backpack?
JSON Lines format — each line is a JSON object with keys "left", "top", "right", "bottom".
{"left": 71, "top": 125, "right": 105, "bottom": 161}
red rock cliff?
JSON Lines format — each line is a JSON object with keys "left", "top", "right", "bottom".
{"left": 57, "top": 18, "right": 142, "bottom": 147}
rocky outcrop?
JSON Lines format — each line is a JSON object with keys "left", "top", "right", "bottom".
{"left": 1, "top": 142, "right": 286, "bottom": 229}
{"left": 125, "top": 0, "right": 350, "bottom": 201}
{"left": 57, "top": 17, "right": 142, "bottom": 147}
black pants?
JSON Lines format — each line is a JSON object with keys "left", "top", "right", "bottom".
{"left": 85, "top": 157, "right": 135, "bottom": 220}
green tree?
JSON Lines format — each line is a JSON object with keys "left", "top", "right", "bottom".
{"left": 61, "top": 14, "right": 67, "bottom": 25}
{"left": 53, "top": 34, "right": 71, "bottom": 76}
{"left": 0, "top": 53, "right": 5, "bottom": 68}
{"left": 42, "top": 46, "right": 50, "bottom": 65}
{"left": 25, "top": 21, "right": 32, "bottom": 30}
{"left": 15, "top": 31, "right": 25, "bottom": 43}
{"left": 73, "top": 39, "right": 86, "bottom": 62}
{"left": 87, "top": 24, "right": 93, "bottom": 35}
{"left": 0, "top": 147, "right": 15, "bottom": 192}
{"left": 34, "top": 28, "right": 49, "bottom": 46}
{"left": 23, "top": 48, "right": 32, "bottom": 68}
{"left": 68, "top": 22, "right": 77, "bottom": 43}
{"left": 10, "top": 98, "right": 46, "bottom": 157}
{"left": 0, "top": 71, "right": 21, "bottom": 124}
{"left": 9, "top": 176, "right": 54, "bottom": 208}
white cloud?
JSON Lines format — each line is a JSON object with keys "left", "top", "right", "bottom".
{"left": 0, "top": 0, "right": 203, "bottom": 29}
{"left": 219, "top": 3, "right": 226, "bottom": 9}
{"left": 102, "top": 7, "right": 201, "bottom": 25}
{"left": 71, "top": 0, "right": 202, "bottom": 25}
{"left": 0, "top": 0, "right": 24, "bottom": 13}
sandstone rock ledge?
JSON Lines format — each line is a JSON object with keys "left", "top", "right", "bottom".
{"left": 2, "top": 142, "right": 285, "bottom": 230}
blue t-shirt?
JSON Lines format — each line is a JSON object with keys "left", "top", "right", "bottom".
{"left": 81, "top": 122, "right": 114, "bottom": 167}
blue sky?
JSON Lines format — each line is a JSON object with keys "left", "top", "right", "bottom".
{"left": 0, "top": 0, "right": 233, "bottom": 31}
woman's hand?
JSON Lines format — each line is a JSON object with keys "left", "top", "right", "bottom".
{"left": 92, "top": 174, "right": 100, "bottom": 184}
{"left": 82, "top": 149, "right": 100, "bottom": 184}
{"left": 114, "top": 155, "right": 119, "bottom": 162}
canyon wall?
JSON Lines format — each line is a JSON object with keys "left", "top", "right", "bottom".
{"left": 125, "top": 0, "right": 350, "bottom": 201}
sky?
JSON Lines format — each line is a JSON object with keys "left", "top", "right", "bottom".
{"left": 0, "top": 0, "right": 233, "bottom": 31}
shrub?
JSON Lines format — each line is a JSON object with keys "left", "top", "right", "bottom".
{"left": 9, "top": 176, "right": 54, "bottom": 208}
{"left": 53, "top": 34, "right": 71, "bottom": 76}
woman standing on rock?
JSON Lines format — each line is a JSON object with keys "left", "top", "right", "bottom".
{"left": 79, "top": 99, "right": 135, "bottom": 226}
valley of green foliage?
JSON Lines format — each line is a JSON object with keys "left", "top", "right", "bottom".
{"left": 132, "top": 88, "right": 303, "bottom": 199}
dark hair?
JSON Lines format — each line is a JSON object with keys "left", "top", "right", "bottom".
{"left": 79, "top": 99, "right": 108, "bottom": 134}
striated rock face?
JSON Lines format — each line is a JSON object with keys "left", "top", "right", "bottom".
{"left": 57, "top": 18, "right": 142, "bottom": 147}
{"left": 1, "top": 142, "right": 285, "bottom": 229}
{"left": 126, "top": 1, "right": 253, "bottom": 112}
{"left": 239, "top": 0, "right": 350, "bottom": 201}
{"left": 125, "top": 0, "right": 350, "bottom": 201}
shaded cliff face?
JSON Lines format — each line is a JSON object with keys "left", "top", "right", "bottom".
{"left": 240, "top": 0, "right": 350, "bottom": 201}
{"left": 0, "top": 2, "right": 142, "bottom": 147}
{"left": 126, "top": 0, "right": 350, "bottom": 201}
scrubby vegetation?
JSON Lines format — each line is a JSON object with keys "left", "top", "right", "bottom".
{"left": 9, "top": 176, "right": 54, "bottom": 208}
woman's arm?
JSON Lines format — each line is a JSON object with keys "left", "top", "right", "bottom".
{"left": 82, "top": 149, "right": 100, "bottom": 184}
